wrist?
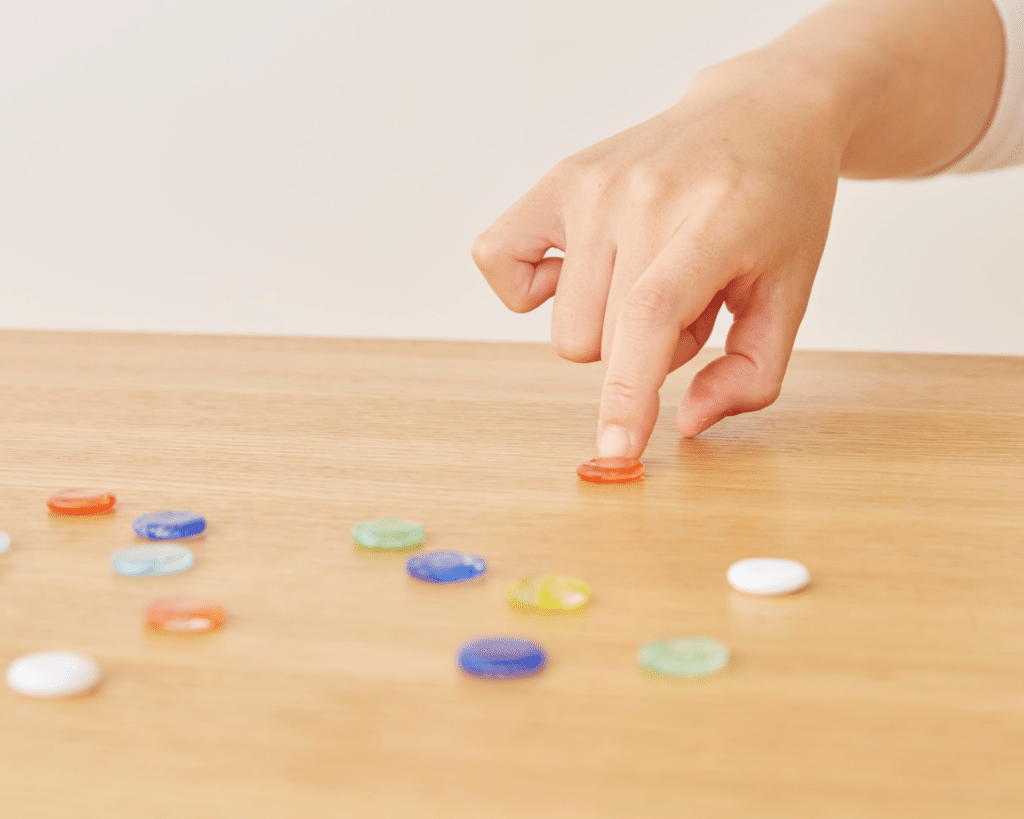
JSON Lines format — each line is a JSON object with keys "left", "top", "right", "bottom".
{"left": 685, "top": 45, "right": 874, "bottom": 170}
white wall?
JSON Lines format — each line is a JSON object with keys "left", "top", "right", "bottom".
{"left": 1, "top": 0, "right": 1021, "bottom": 355}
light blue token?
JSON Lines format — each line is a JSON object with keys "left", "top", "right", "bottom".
{"left": 407, "top": 550, "right": 486, "bottom": 583}
{"left": 111, "top": 544, "right": 194, "bottom": 577}
{"left": 133, "top": 511, "right": 206, "bottom": 540}
{"left": 0, "top": 531, "right": 10, "bottom": 554}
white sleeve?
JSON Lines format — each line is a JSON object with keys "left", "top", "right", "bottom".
{"left": 945, "top": 0, "right": 1024, "bottom": 173}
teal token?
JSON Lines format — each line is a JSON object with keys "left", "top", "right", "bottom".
{"left": 352, "top": 518, "right": 425, "bottom": 550}
{"left": 638, "top": 637, "right": 729, "bottom": 677}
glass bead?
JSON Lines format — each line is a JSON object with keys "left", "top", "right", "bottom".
{"left": 132, "top": 511, "right": 206, "bottom": 540}
{"left": 6, "top": 651, "right": 101, "bottom": 698}
{"left": 407, "top": 550, "right": 486, "bottom": 583}
{"left": 0, "top": 531, "right": 10, "bottom": 554}
{"left": 508, "top": 574, "right": 591, "bottom": 612}
{"left": 727, "top": 558, "right": 811, "bottom": 595}
{"left": 638, "top": 637, "right": 730, "bottom": 677}
{"left": 352, "top": 517, "right": 425, "bottom": 550}
{"left": 146, "top": 597, "right": 226, "bottom": 632}
{"left": 576, "top": 457, "right": 645, "bottom": 484}
{"left": 111, "top": 544, "right": 194, "bottom": 577}
{"left": 46, "top": 488, "right": 116, "bottom": 515}
{"left": 458, "top": 637, "right": 547, "bottom": 679}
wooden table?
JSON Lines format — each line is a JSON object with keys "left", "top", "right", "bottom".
{"left": 0, "top": 330, "right": 1022, "bottom": 818}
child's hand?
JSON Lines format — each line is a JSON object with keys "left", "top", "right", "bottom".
{"left": 472, "top": 53, "right": 847, "bottom": 457}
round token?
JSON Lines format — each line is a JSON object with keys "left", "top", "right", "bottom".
{"left": 132, "top": 511, "right": 206, "bottom": 540}
{"left": 0, "top": 531, "right": 10, "bottom": 554}
{"left": 638, "top": 637, "right": 730, "bottom": 678}
{"left": 146, "top": 597, "right": 226, "bottom": 632}
{"left": 458, "top": 637, "right": 547, "bottom": 679}
{"left": 407, "top": 551, "right": 486, "bottom": 583}
{"left": 6, "top": 651, "right": 101, "bottom": 697}
{"left": 111, "top": 544, "right": 194, "bottom": 577}
{"left": 727, "top": 558, "right": 811, "bottom": 596}
{"left": 508, "top": 574, "right": 591, "bottom": 612}
{"left": 576, "top": 457, "right": 645, "bottom": 484}
{"left": 46, "top": 488, "right": 116, "bottom": 516}
{"left": 352, "top": 517, "right": 424, "bottom": 550}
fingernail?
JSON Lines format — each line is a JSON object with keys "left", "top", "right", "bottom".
{"left": 691, "top": 414, "right": 723, "bottom": 437}
{"left": 598, "top": 425, "right": 631, "bottom": 458}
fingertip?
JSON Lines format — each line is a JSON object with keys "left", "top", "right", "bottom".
{"left": 675, "top": 359, "right": 742, "bottom": 438}
{"left": 597, "top": 424, "right": 631, "bottom": 458}
{"left": 507, "top": 256, "right": 561, "bottom": 313}
{"left": 677, "top": 411, "right": 725, "bottom": 439}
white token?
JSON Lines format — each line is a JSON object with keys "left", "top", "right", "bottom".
{"left": 727, "top": 558, "right": 811, "bottom": 596}
{"left": 0, "top": 531, "right": 10, "bottom": 553}
{"left": 6, "top": 651, "right": 101, "bottom": 698}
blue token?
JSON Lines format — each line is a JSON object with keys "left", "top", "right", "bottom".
{"left": 458, "top": 637, "right": 547, "bottom": 679}
{"left": 133, "top": 511, "right": 206, "bottom": 540}
{"left": 111, "top": 544, "right": 194, "bottom": 577}
{"left": 407, "top": 551, "right": 486, "bottom": 583}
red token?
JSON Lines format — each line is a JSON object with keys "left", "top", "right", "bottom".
{"left": 46, "top": 488, "right": 117, "bottom": 515}
{"left": 146, "top": 597, "right": 226, "bottom": 633}
{"left": 576, "top": 457, "right": 645, "bottom": 484}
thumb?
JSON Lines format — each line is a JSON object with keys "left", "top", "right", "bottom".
{"left": 677, "top": 266, "right": 810, "bottom": 437}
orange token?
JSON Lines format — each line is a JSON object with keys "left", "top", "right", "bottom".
{"left": 46, "top": 488, "right": 117, "bottom": 515}
{"left": 146, "top": 597, "right": 226, "bottom": 633}
{"left": 576, "top": 457, "right": 645, "bottom": 484}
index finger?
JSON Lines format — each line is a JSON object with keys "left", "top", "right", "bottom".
{"left": 597, "top": 226, "right": 730, "bottom": 458}
{"left": 471, "top": 177, "right": 566, "bottom": 314}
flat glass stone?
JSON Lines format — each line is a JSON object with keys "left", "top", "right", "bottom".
{"left": 508, "top": 574, "right": 591, "bottom": 612}
{"left": 727, "top": 557, "right": 811, "bottom": 595}
{"left": 407, "top": 550, "right": 486, "bottom": 583}
{"left": 352, "top": 517, "right": 425, "bottom": 550}
{"left": 0, "top": 531, "right": 10, "bottom": 554}
{"left": 576, "top": 457, "right": 645, "bottom": 484}
{"left": 458, "top": 637, "right": 547, "bottom": 679}
{"left": 132, "top": 511, "right": 206, "bottom": 540}
{"left": 146, "top": 597, "right": 226, "bottom": 632}
{"left": 111, "top": 544, "right": 194, "bottom": 577}
{"left": 638, "top": 637, "right": 730, "bottom": 678}
{"left": 6, "top": 651, "right": 101, "bottom": 697}
{"left": 46, "top": 488, "right": 116, "bottom": 515}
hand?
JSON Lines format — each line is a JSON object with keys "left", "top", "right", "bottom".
{"left": 472, "top": 53, "right": 850, "bottom": 457}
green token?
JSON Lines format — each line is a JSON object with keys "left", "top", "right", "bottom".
{"left": 638, "top": 637, "right": 729, "bottom": 677}
{"left": 351, "top": 517, "right": 425, "bottom": 550}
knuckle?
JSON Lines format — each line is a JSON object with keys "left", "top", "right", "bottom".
{"left": 470, "top": 230, "right": 506, "bottom": 272}
{"left": 729, "top": 365, "right": 782, "bottom": 411}
{"left": 619, "top": 282, "right": 678, "bottom": 329}
{"left": 626, "top": 166, "right": 672, "bottom": 208}
{"left": 749, "top": 377, "right": 783, "bottom": 410}
{"left": 601, "top": 375, "right": 647, "bottom": 408}
{"left": 550, "top": 155, "right": 580, "bottom": 182}
{"left": 578, "top": 163, "right": 610, "bottom": 198}
{"left": 567, "top": 158, "right": 619, "bottom": 202}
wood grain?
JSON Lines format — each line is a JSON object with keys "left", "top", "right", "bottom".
{"left": 0, "top": 330, "right": 1022, "bottom": 818}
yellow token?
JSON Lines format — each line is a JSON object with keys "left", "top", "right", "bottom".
{"left": 507, "top": 574, "right": 591, "bottom": 612}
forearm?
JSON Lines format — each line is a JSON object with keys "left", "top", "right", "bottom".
{"left": 700, "top": 0, "right": 1005, "bottom": 179}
